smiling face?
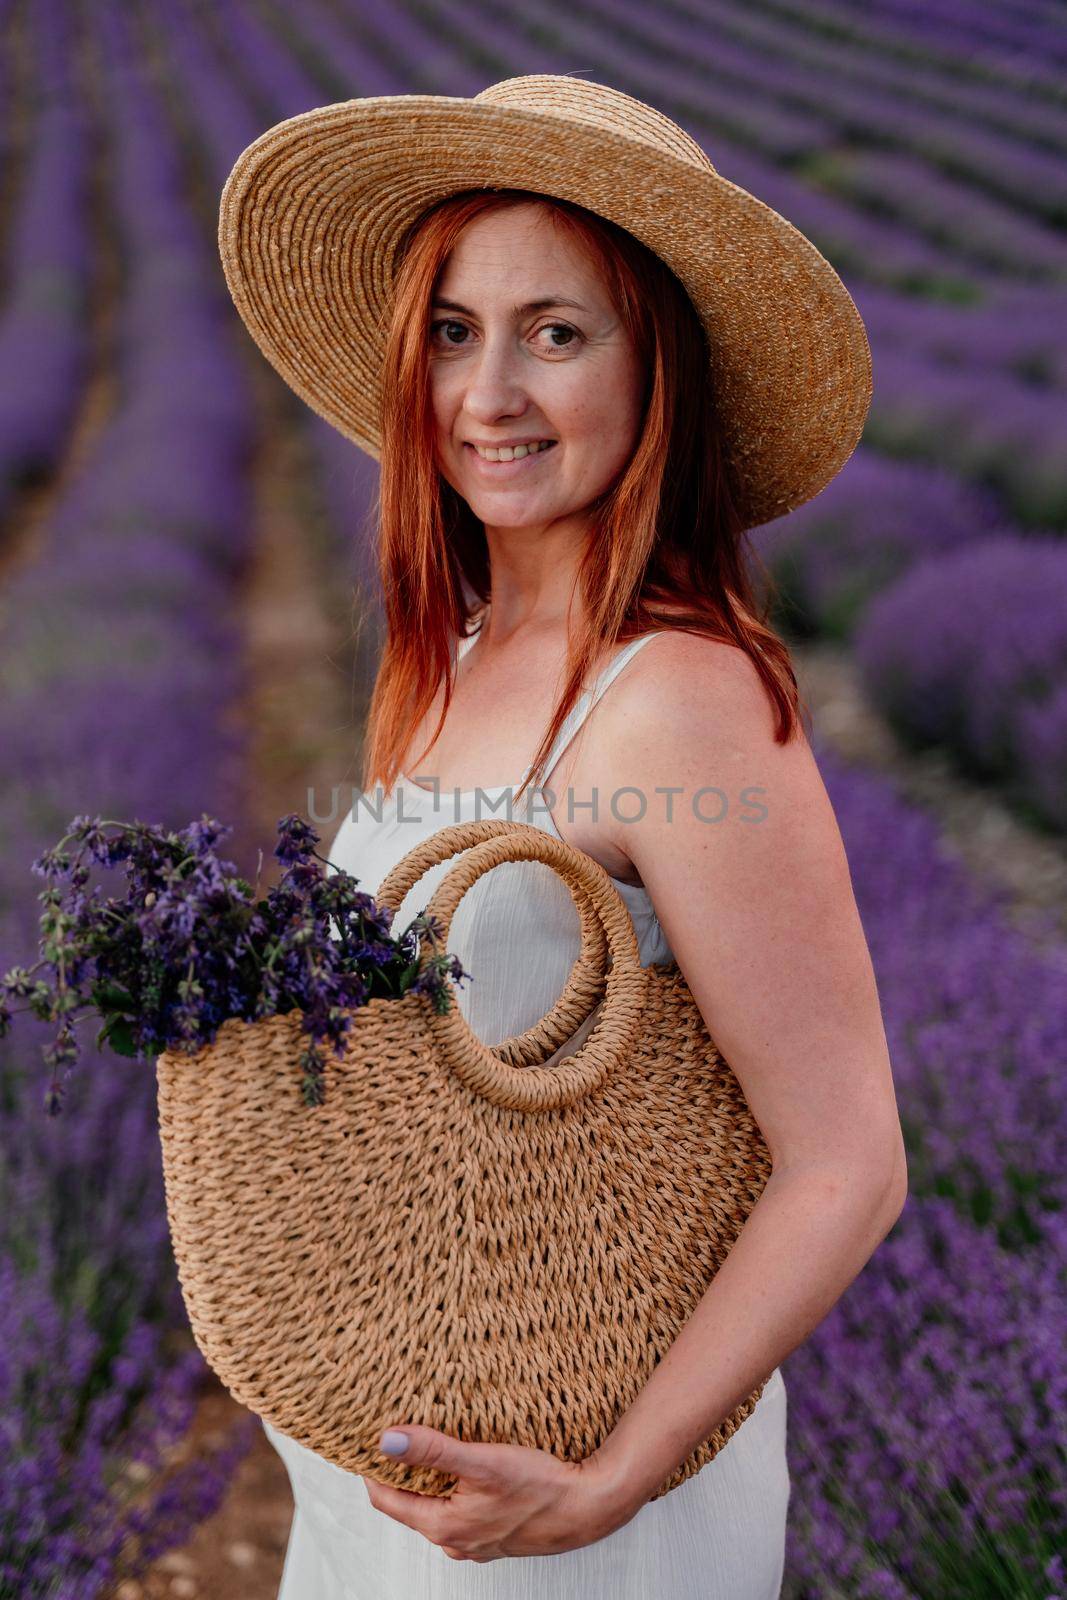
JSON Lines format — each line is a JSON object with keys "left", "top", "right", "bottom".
{"left": 429, "top": 204, "right": 646, "bottom": 538}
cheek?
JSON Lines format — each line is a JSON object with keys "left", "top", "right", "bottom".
{"left": 563, "top": 362, "right": 641, "bottom": 449}
{"left": 429, "top": 369, "right": 462, "bottom": 427}
{"left": 568, "top": 406, "right": 639, "bottom": 473}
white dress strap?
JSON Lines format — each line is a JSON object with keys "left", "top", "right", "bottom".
{"left": 452, "top": 610, "right": 666, "bottom": 789}
{"left": 455, "top": 615, "right": 485, "bottom": 663}
{"left": 517, "top": 631, "right": 666, "bottom": 793}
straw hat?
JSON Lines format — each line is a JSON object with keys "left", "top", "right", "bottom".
{"left": 218, "top": 73, "right": 872, "bottom": 532}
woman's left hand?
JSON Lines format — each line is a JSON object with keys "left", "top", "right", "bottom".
{"left": 363, "top": 1423, "right": 635, "bottom": 1562}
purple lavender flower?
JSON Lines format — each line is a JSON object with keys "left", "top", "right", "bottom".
{"left": 3, "top": 813, "right": 471, "bottom": 1113}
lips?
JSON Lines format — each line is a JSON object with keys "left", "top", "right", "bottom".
{"left": 466, "top": 440, "right": 556, "bottom": 455}
{"left": 463, "top": 441, "right": 558, "bottom": 476}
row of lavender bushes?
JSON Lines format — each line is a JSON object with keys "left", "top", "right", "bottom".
{"left": 855, "top": 537, "right": 1067, "bottom": 832}
{"left": 0, "top": 2, "right": 262, "bottom": 1592}
{"left": 490, "top": 0, "right": 1067, "bottom": 281}
{"left": 0, "top": 0, "right": 94, "bottom": 527}
{"left": 788, "top": 0, "right": 1067, "bottom": 104}
{"left": 144, "top": 0, "right": 396, "bottom": 754}
{"left": 749, "top": 455, "right": 1067, "bottom": 831}
{"left": 149, "top": 0, "right": 393, "bottom": 741}
{"left": 786, "top": 744, "right": 1066, "bottom": 1598}
{"left": 163, "top": 1, "right": 1067, "bottom": 1593}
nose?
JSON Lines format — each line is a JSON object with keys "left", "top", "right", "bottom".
{"left": 457, "top": 333, "right": 531, "bottom": 425}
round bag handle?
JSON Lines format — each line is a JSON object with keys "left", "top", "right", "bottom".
{"left": 391, "top": 823, "right": 648, "bottom": 1112}
{"left": 375, "top": 821, "right": 610, "bottom": 1069}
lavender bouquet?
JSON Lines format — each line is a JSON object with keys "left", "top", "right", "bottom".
{"left": 0, "top": 812, "right": 469, "bottom": 1115}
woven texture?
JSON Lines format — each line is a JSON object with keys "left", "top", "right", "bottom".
{"left": 156, "top": 820, "right": 773, "bottom": 1503}
{"left": 216, "top": 73, "right": 872, "bottom": 533}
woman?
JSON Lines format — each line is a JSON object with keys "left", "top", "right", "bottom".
{"left": 219, "top": 74, "right": 906, "bottom": 1598}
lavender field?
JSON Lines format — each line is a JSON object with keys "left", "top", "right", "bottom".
{"left": 0, "top": 1, "right": 1063, "bottom": 1595}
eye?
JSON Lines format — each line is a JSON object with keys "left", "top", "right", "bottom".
{"left": 428, "top": 320, "right": 583, "bottom": 353}
{"left": 429, "top": 318, "right": 471, "bottom": 347}
{"left": 540, "top": 323, "right": 582, "bottom": 350}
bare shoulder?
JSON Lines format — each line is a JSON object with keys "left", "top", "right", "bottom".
{"left": 604, "top": 628, "right": 802, "bottom": 756}
{"left": 588, "top": 627, "right": 832, "bottom": 856}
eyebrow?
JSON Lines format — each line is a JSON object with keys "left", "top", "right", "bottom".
{"left": 430, "top": 295, "right": 591, "bottom": 316}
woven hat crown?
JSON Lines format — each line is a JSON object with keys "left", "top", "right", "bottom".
{"left": 474, "top": 74, "right": 716, "bottom": 175}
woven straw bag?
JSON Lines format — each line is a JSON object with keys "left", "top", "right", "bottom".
{"left": 155, "top": 818, "right": 773, "bottom": 1503}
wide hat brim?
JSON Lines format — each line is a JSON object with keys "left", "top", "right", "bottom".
{"left": 218, "top": 89, "right": 873, "bottom": 532}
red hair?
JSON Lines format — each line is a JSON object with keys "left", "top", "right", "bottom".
{"left": 359, "top": 189, "right": 803, "bottom": 804}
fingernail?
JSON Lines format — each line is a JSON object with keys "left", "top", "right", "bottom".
{"left": 380, "top": 1430, "right": 409, "bottom": 1456}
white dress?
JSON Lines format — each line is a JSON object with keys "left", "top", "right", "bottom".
{"left": 264, "top": 623, "right": 791, "bottom": 1599}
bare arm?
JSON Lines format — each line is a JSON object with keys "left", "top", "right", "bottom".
{"left": 578, "top": 634, "right": 908, "bottom": 1515}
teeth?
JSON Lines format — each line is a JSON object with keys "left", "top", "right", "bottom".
{"left": 473, "top": 440, "right": 553, "bottom": 461}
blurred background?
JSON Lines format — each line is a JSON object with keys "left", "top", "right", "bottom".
{"left": 1, "top": 1, "right": 1065, "bottom": 1595}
